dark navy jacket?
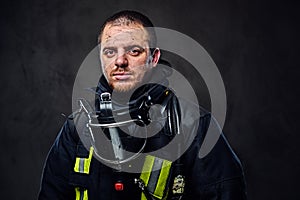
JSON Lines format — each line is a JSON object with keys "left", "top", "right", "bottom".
{"left": 38, "top": 77, "right": 246, "bottom": 200}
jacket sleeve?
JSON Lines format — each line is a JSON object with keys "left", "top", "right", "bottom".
{"left": 38, "top": 118, "right": 78, "bottom": 200}
{"left": 182, "top": 113, "right": 247, "bottom": 200}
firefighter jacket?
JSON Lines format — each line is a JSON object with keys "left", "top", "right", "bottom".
{"left": 38, "top": 73, "right": 247, "bottom": 200}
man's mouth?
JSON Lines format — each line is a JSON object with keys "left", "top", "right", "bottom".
{"left": 113, "top": 72, "right": 132, "bottom": 80}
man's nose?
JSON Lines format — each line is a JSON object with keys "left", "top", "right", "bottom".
{"left": 115, "top": 53, "right": 128, "bottom": 68}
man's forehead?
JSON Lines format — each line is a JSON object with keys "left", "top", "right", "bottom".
{"left": 101, "top": 24, "right": 150, "bottom": 46}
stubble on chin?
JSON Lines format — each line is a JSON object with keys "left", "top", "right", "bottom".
{"left": 111, "top": 82, "right": 136, "bottom": 92}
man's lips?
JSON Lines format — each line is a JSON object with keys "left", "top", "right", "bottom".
{"left": 112, "top": 73, "right": 132, "bottom": 80}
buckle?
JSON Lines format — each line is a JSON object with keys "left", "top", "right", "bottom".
{"left": 101, "top": 92, "right": 111, "bottom": 101}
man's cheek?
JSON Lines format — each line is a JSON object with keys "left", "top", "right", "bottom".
{"left": 101, "top": 57, "right": 113, "bottom": 66}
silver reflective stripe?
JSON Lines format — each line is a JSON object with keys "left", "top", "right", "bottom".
{"left": 80, "top": 190, "right": 84, "bottom": 200}
{"left": 79, "top": 158, "right": 85, "bottom": 173}
{"left": 147, "top": 157, "right": 163, "bottom": 194}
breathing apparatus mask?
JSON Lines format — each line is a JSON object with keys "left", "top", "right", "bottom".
{"left": 76, "top": 80, "right": 174, "bottom": 167}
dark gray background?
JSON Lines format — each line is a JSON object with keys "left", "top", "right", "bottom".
{"left": 1, "top": 0, "right": 299, "bottom": 199}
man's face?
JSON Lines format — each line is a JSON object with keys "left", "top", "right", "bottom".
{"left": 100, "top": 23, "right": 159, "bottom": 92}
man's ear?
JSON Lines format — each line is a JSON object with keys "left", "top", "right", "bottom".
{"left": 151, "top": 48, "right": 161, "bottom": 67}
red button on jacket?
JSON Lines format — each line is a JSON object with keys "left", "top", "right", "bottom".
{"left": 114, "top": 182, "right": 124, "bottom": 191}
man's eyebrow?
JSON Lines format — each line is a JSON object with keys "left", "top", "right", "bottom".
{"left": 102, "top": 46, "right": 117, "bottom": 51}
{"left": 124, "top": 45, "right": 145, "bottom": 51}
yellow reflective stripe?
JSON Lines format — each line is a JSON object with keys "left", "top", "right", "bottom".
{"left": 141, "top": 192, "right": 147, "bottom": 200}
{"left": 74, "top": 147, "right": 94, "bottom": 174}
{"left": 140, "top": 155, "right": 172, "bottom": 200}
{"left": 84, "top": 147, "right": 93, "bottom": 174}
{"left": 74, "top": 158, "right": 80, "bottom": 173}
{"left": 140, "top": 155, "right": 155, "bottom": 200}
{"left": 75, "top": 187, "right": 88, "bottom": 200}
{"left": 153, "top": 159, "right": 172, "bottom": 199}
{"left": 74, "top": 158, "right": 84, "bottom": 173}
{"left": 140, "top": 155, "right": 155, "bottom": 185}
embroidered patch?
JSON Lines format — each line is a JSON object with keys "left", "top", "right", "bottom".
{"left": 172, "top": 175, "right": 185, "bottom": 194}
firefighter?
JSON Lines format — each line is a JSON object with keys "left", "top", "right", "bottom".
{"left": 38, "top": 10, "right": 246, "bottom": 200}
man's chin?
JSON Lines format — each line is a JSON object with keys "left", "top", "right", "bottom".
{"left": 112, "top": 83, "right": 138, "bottom": 93}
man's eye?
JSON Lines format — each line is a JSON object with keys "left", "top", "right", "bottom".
{"left": 127, "top": 48, "right": 144, "bottom": 56}
{"left": 103, "top": 49, "right": 116, "bottom": 57}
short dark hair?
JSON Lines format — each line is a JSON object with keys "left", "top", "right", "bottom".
{"left": 97, "top": 10, "right": 157, "bottom": 48}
